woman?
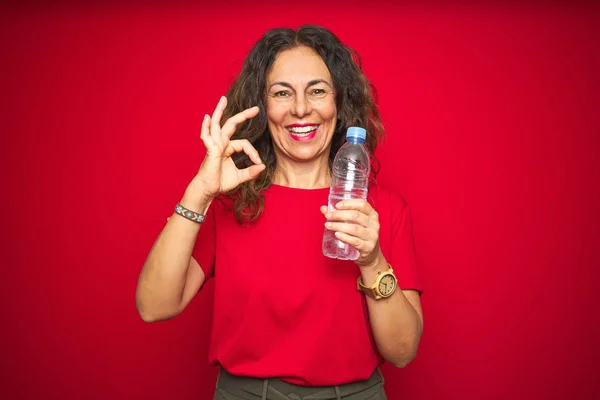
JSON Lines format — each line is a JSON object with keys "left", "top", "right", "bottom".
{"left": 136, "top": 25, "right": 423, "bottom": 400}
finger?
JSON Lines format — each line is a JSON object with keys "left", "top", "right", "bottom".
{"left": 200, "top": 114, "right": 211, "bottom": 143}
{"left": 333, "top": 231, "right": 365, "bottom": 252}
{"left": 320, "top": 205, "right": 328, "bottom": 215}
{"left": 238, "top": 163, "right": 266, "bottom": 183}
{"left": 325, "top": 209, "right": 369, "bottom": 227}
{"left": 221, "top": 106, "right": 260, "bottom": 139}
{"left": 325, "top": 221, "right": 369, "bottom": 239}
{"left": 225, "top": 139, "right": 263, "bottom": 165}
{"left": 210, "top": 96, "right": 227, "bottom": 141}
{"left": 334, "top": 199, "right": 377, "bottom": 218}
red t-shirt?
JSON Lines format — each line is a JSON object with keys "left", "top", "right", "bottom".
{"left": 192, "top": 182, "right": 422, "bottom": 386}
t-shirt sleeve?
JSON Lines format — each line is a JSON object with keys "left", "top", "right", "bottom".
{"left": 388, "top": 193, "right": 423, "bottom": 294}
{"left": 191, "top": 200, "right": 216, "bottom": 281}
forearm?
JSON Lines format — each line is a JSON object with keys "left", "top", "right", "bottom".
{"left": 135, "top": 184, "right": 212, "bottom": 321}
{"left": 361, "top": 255, "right": 423, "bottom": 368}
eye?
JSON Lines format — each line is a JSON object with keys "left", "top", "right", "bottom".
{"left": 273, "top": 90, "right": 291, "bottom": 97}
{"left": 311, "top": 88, "right": 326, "bottom": 96}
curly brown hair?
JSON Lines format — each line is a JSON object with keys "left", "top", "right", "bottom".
{"left": 221, "top": 25, "right": 385, "bottom": 223}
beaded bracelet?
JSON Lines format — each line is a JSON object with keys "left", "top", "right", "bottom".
{"left": 174, "top": 203, "right": 206, "bottom": 224}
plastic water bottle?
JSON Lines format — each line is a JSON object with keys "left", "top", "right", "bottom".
{"left": 322, "top": 126, "right": 371, "bottom": 260}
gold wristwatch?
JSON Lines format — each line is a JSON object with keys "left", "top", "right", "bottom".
{"left": 357, "top": 265, "right": 398, "bottom": 300}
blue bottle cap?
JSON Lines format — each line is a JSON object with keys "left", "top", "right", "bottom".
{"left": 346, "top": 126, "right": 367, "bottom": 141}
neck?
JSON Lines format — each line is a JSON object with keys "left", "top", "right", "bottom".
{"left": 272, "top": 154, "right": 331, "bottom": 189}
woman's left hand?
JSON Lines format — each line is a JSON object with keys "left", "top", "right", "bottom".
{"left": 321, "top": 199, "right": 383, "bottom": 269}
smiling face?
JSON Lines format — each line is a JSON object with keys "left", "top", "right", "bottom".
{"left": 265, "top": 45, "right": 337, "bottom": 165}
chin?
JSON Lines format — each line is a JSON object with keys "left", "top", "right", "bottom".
{"left": 291, "top": 152, "right": 318, "bottom": 161}
{"left": 293, "top": 148, "right": 329, "bottom": 162}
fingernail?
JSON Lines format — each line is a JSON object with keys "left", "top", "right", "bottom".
{"left": 335, "top": 202, "right": 343, "bottom": 209}
{"left": 325, "top": 213, "right": 332, "bottom": 219}
{"left": 325, "top": 222, "right": 332, "bottom": 228}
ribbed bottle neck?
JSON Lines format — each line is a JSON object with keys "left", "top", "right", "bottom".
{"left": 346, "top": 137, "right": 365, "bottom": 144}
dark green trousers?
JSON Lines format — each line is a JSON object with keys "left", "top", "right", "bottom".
{"left": 214, "top": 368, "right": 387, "bottom": 400}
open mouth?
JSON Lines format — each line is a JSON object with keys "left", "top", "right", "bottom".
{"left": 287, "top": 125, "right": 319, "bottom": 142}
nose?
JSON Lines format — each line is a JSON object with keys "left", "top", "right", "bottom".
{"left": 291, "top": 92, "right": 312, "bottom": 118}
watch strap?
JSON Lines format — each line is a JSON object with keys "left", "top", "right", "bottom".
{"left": 357, "top": 265, "right": 396, "bottom": 300}
{"left": 357, "top": 281, "right": 382, "bottom": 299}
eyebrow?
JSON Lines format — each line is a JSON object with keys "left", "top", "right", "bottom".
{"left": 268, "top": 79, "right": 333, "bottom": 90}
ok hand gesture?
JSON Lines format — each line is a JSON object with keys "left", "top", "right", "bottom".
{"left": 194, "top": 96, "right": 265, "bottom": 198}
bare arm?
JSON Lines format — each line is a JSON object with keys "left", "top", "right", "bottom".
{"left": 135, "top": 96, "right": 264, "bottom": 323}
{"left": 322, "top": 200, "right": 424, "bottom": 367}
{"left": 135, "top": 190, "right": 212, "bottom": 323}
{"left": 359, "top": 259, "right": 423, "bottom": 367}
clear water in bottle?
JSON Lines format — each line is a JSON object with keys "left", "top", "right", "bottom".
{"left": 322, "top": 127, "right": 371, "bottom": 260}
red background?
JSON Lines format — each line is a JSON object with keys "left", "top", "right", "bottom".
{"left": 2, "top": 1, "right": 599, "bottom": 399}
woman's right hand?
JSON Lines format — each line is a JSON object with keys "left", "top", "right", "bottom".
{"left": 192, "top": 96, "right": 265, "bottom": 199}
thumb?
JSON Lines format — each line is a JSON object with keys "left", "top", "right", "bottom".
{"left": 238, "top": 163, "right": 266, "bottom": 184}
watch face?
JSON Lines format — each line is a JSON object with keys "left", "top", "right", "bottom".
{"left": 378, "top": 274, "right": 396, "bottom": 297}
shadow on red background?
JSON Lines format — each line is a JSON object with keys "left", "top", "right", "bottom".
{"left": 1, "top": 1, "right": 599, "bottom": 399}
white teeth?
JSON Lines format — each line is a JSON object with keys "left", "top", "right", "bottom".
{"left": 288, "top": 125, "right": 318, "bottom": 134}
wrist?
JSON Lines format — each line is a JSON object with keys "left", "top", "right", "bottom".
{"left": 181, "top": 183, "right": 214, "bottom": 215}
{"left": 358, "top": 251, "right": 387, "bottom": 281}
